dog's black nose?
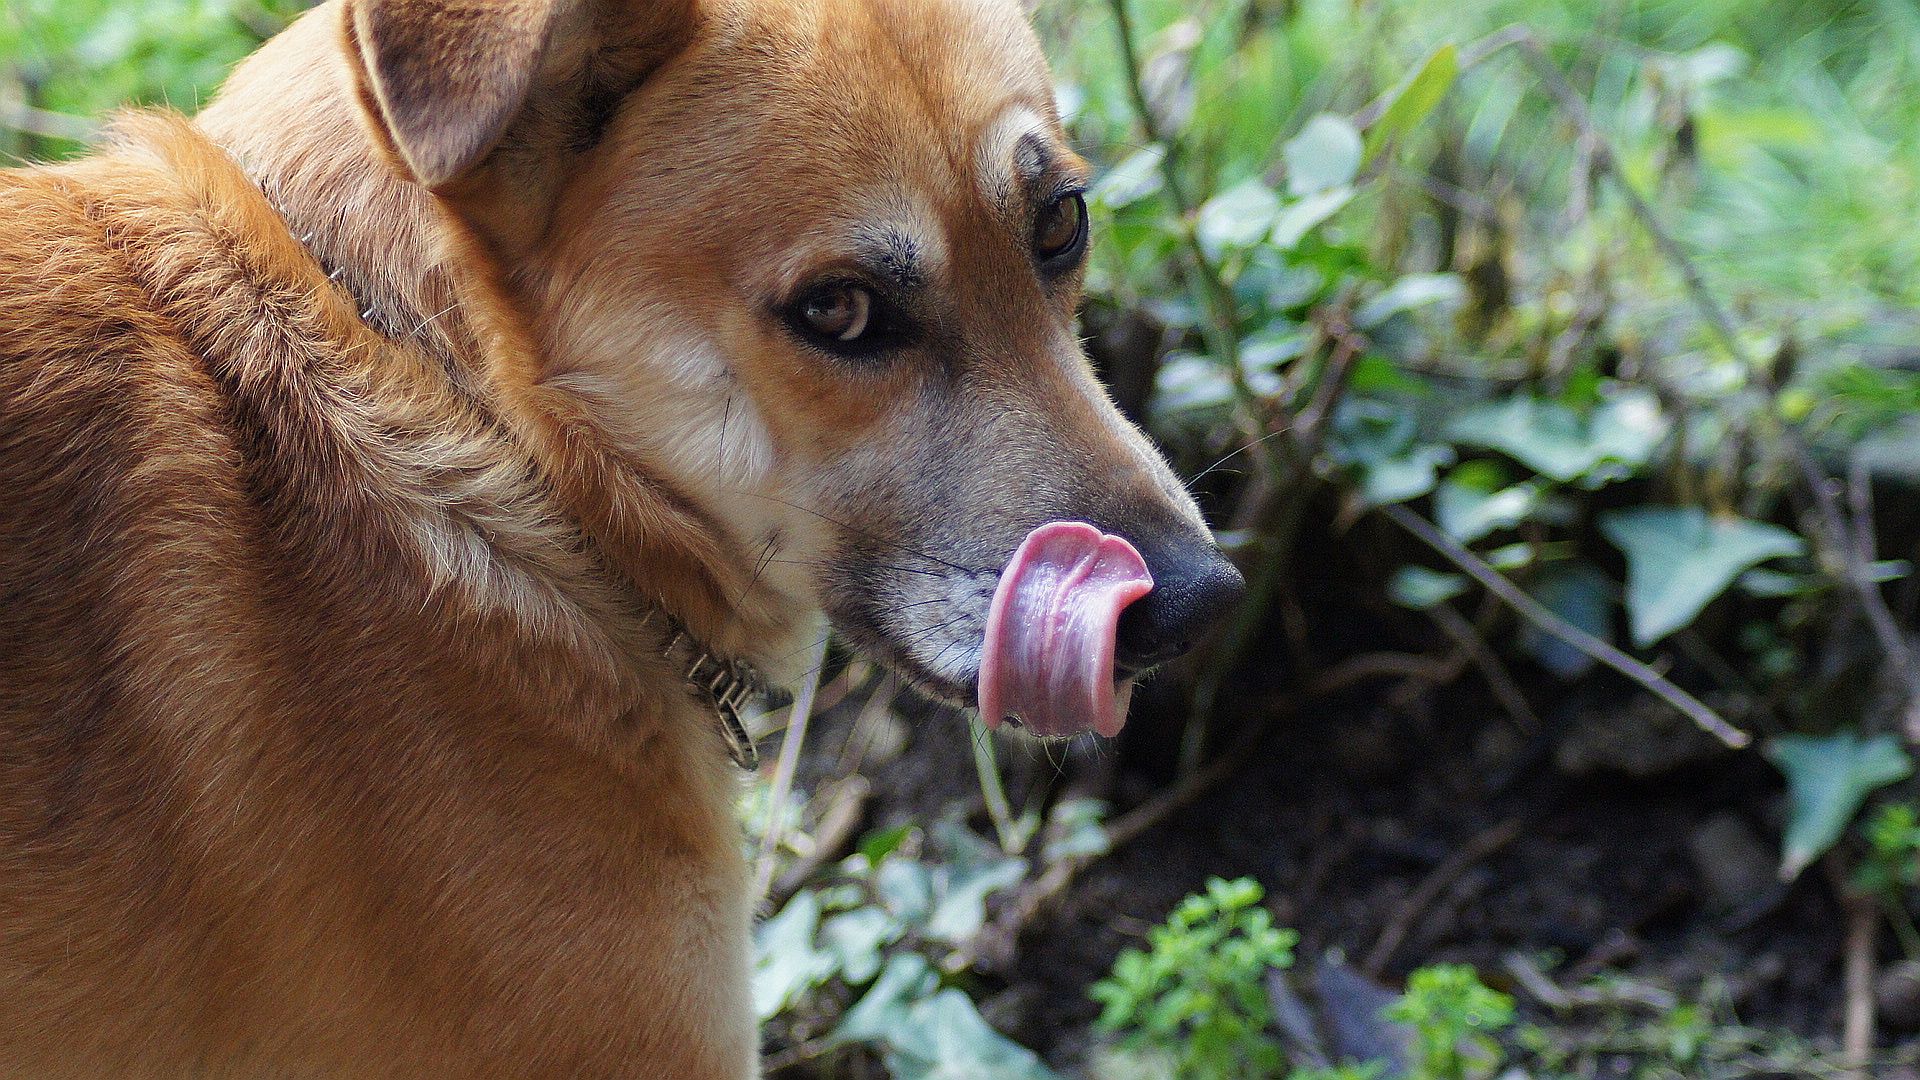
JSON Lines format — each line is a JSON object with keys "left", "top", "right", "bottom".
{"left": 1114, "top": 533, "right": 1245, "bottom": 673}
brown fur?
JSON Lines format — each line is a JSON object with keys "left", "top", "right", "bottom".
{"left": 0, "top": 0, "right": 1213, "bottom": 1074}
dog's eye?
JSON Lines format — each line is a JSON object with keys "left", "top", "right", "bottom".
{"left": 1033, "top": 192, "right": 1088, "bottom": 267}
{"left": 800, "top": 283, "right": 873, "bottom": 342}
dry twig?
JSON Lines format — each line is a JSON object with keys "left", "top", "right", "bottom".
{"left": 753, "top": 634, "right": 832, "bottom": 902}
{"left": 1843, "top": 892, "right": 1878, "bottom": 1080}
{"left": 1427, "top": 601, "right": 1541, "bottom": 731}
{"left": 767, "top": 776, "right": 873, "bottom": 912}
{"left": 1381, "top": 502, "right": 1749, "bottom": 748}
{"left": 1364, "top": 817, "right": 1524, "bottom": 976}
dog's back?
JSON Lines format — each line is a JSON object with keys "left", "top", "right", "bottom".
{"left": 0, "top": 120, "right": 755, "bottom": 1078}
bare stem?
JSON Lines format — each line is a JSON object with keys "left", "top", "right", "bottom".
{"left": 1105, "top": 0, "right": 1255, "bottom": 417}
{"left": 752, "top": 634, "right": 831, "bottom": 903}
{"left": 1382, "top": 502, "right": 1749, "bottom": 748}
{"left": 970, "top": 719, "right": 1027, "bottom": 855}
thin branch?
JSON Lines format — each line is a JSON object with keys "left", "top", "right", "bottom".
{"left": 961, "top": 698, "right": 1288, "bottom": 971}
{"left": 767, "top": 776, "right": 872, "bottom": 911}
{"left": 0, "top": 101, "right": 94, "bottom": 143}
{"left": 1381, "top": 502, "right": 1750, "bottom": 748}
{"left": 1428, "top": 601, "right": 1542, "bottom": 731}
{"left": 752, "top": 634, "right": 831, "bottom": 904}
{"left": 1843, "top": 891, "right": 1878, "bottom": 1080}
{"left": 1364, "top": 817, "right": 1524, "bottom": 976}
{"left": 1514, "top": 29, "right": 1920, "bottom": 738}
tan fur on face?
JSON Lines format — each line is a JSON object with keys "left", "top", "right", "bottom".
{"left": 0, "top": 0, "right": 1208, "bottom": 1074}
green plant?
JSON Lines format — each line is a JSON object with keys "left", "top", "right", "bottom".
{"left": 1288, "top": 1065, "right": 1386, "bottom": 1080}
{"left": 752, "top": 817, "right": 1060, "bottom": 1079}
{"left": 1854, "top": 801, "right": 1920, "bottom": 959}
{"left": 1090, "top": 877, "right": 1298, "bottom": 1080}
{"left": 1767, "top": 733, "right": 1914, "bottom": 881}
{"left": 1384, "top": 963, "right": 1516, "bottom": 1080}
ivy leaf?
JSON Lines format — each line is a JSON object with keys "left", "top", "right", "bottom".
{"left": 1436, "top": 462, "right": 1540, "bottom": 544}
{"left": 752, "top": 890, "right": 840, "bottom": 1020}
{"left": 1196, "top": 179, "right": 1281, "bottom": 261}
{"left": 1445, "top": 392, "right": 1666, "bottom": 484}
{"left": 1092, "top": 145, "right": 1167, "bottom": 212}
{"left": 820, "top": 907, "right": 901, "bottom": 986}
{"left": 1364, "top": 44, "right": 1460, "bottom": 163}
{"left": 885, "top": 991, "right": 1066, "bottom": 1080}
{"left": 1269, "top": 185, "right": 1353, "bottom": 249}
{"left": 833, "top": 953, "right": 940, "bottom": 1046}
{"left": 1356, "top": 446, "right": 1454, "bottom": 508}
{"left": 1389, "top": 566, "right": 1468, "bottom": 610}
{"left": 1767, "top": 734, "right": 1914, "bottom": 882}
{"left": 1354, "top": 272, "right": 1466, "bottom": 330}
{"left": 1283, "top": 114, "right": 1364, "bottom": 196}
{"left": 1519, "top": 562, "right": 1615, "bottom": 677}
{"left": 924, "top": 822, "right": 1028, "bottom": 943}
{"left": 1600, "top": 507, "right": 1805, "bottom": 646}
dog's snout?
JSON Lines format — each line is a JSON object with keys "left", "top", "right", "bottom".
{"left": 1113, "top": 533, "right": 1245, "bottom": 673}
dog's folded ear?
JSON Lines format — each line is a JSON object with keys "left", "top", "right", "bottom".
{"left": 345, "top": 0, "right": 569, "bottom": 189}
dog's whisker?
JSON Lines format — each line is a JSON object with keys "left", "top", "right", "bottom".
{"left": 732, "top": 534, "right": 781, "bottom": 612}
{"left": 1187, "top": 427, "right": 1290, "bottom": 490}
{"left": 732, "top": 491, "right": 988, "bottom": 575}
{"left": 769, "top": 557, "right": 944, "bottom": 579}
{"left": 896, "top": 597, "right": 952, "bottom": 611}
{"left": 895, "top": 615, "right": 969, "bottom": 648}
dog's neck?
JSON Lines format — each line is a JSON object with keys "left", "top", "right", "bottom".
{"left": 192, "top": 7, "right": 804, "bottom": 719}
{"left": 197, "top": 32, "right": 479, "bottom": 393}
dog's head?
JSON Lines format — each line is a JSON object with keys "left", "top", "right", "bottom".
{"left": 341, "top": 0, "right": 1243, "bottom": 737}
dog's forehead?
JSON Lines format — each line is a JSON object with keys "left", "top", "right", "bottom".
{"left": 685, "top": 0, "right": 1061, "bottom": 165}
{"left": 595, "top": 0, "right": 1076, "bottom": 290}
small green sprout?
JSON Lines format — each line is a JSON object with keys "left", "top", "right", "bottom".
{"left": 1385, "top": 963, "right": 1515, "bottom": 1080}
{"left": 1090, "top": 876, "right": 1298, "bottom": 1080}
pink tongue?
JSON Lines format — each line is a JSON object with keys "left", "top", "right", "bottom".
{"left": 977, "top": 522, "right": 1154, "bottom": 738}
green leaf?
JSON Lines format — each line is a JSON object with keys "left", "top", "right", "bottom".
{"left": 858, "top": 823, "right": 915, "bottom": 865}
{"left": 820, "top": 907, "right": 901, "bottom": 985}
{"left": 1042, "top": 798, "right": 1112, "bottom": 862}
{"left": 833, "top": 953, "right": 940, "bottom": 1046}
{"left": 924, "top": 828, "right": 1028, "bottom": 943}
{"left": 752, "top": 890, "right": 840, "bottom": 1020}
{"left": 1329, "top": 399, "right": 1449, "bottom": 508}
{"left": 1389, "top": 566, "right": 1468, "bottom": 611}
{"left": 1767, "top": 734, "right": 1914, "bottom": 881}
{"left": 875, "top": 858, "right": 935, "bottom": 924}
{"left": 1445, "top": 391, "right": 1667, "bottom": 484}
{"left": 1283, "top": 114, "right": 1364, "bottom": 196}
{"left": 1092, "top": 145, "right": 1167, "bottom": 211}
{"left": 1356, "top": 445, "right": 1454, "bottom": 508}
{"left": 1269, "top": 185, "right": 1354, "bottom": 249}
{"left": 1354, "top": 272, "right": 1466, "bottom": 329}
{"left": 1600, "top": 507, "right": 1805, "bottom": 646}
{"left": 1196, "top": 179, "right": 1282, "bottom": 261}
{"left": 883, "top": 991, "right": 1066, "bottom": 1080}
{"left": 1150, "top": 354, "right": 1236, "bottom": 420}
{"left": 1435, "top": 461, "right": 1539, "bottom": 543}
{"left": 1363, "top": 44, "right": 1460, "bottom": 163}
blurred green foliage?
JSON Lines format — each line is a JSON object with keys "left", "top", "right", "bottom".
{"left": 1, "top": 0, "right": 306, "bottom": 158}
{"left": 11, "top": 0, "right": 1920, "bottom": 1074}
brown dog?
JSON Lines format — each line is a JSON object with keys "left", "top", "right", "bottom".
{"left": 0, "top": 0, "right": 1241, "bottom": 1074}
